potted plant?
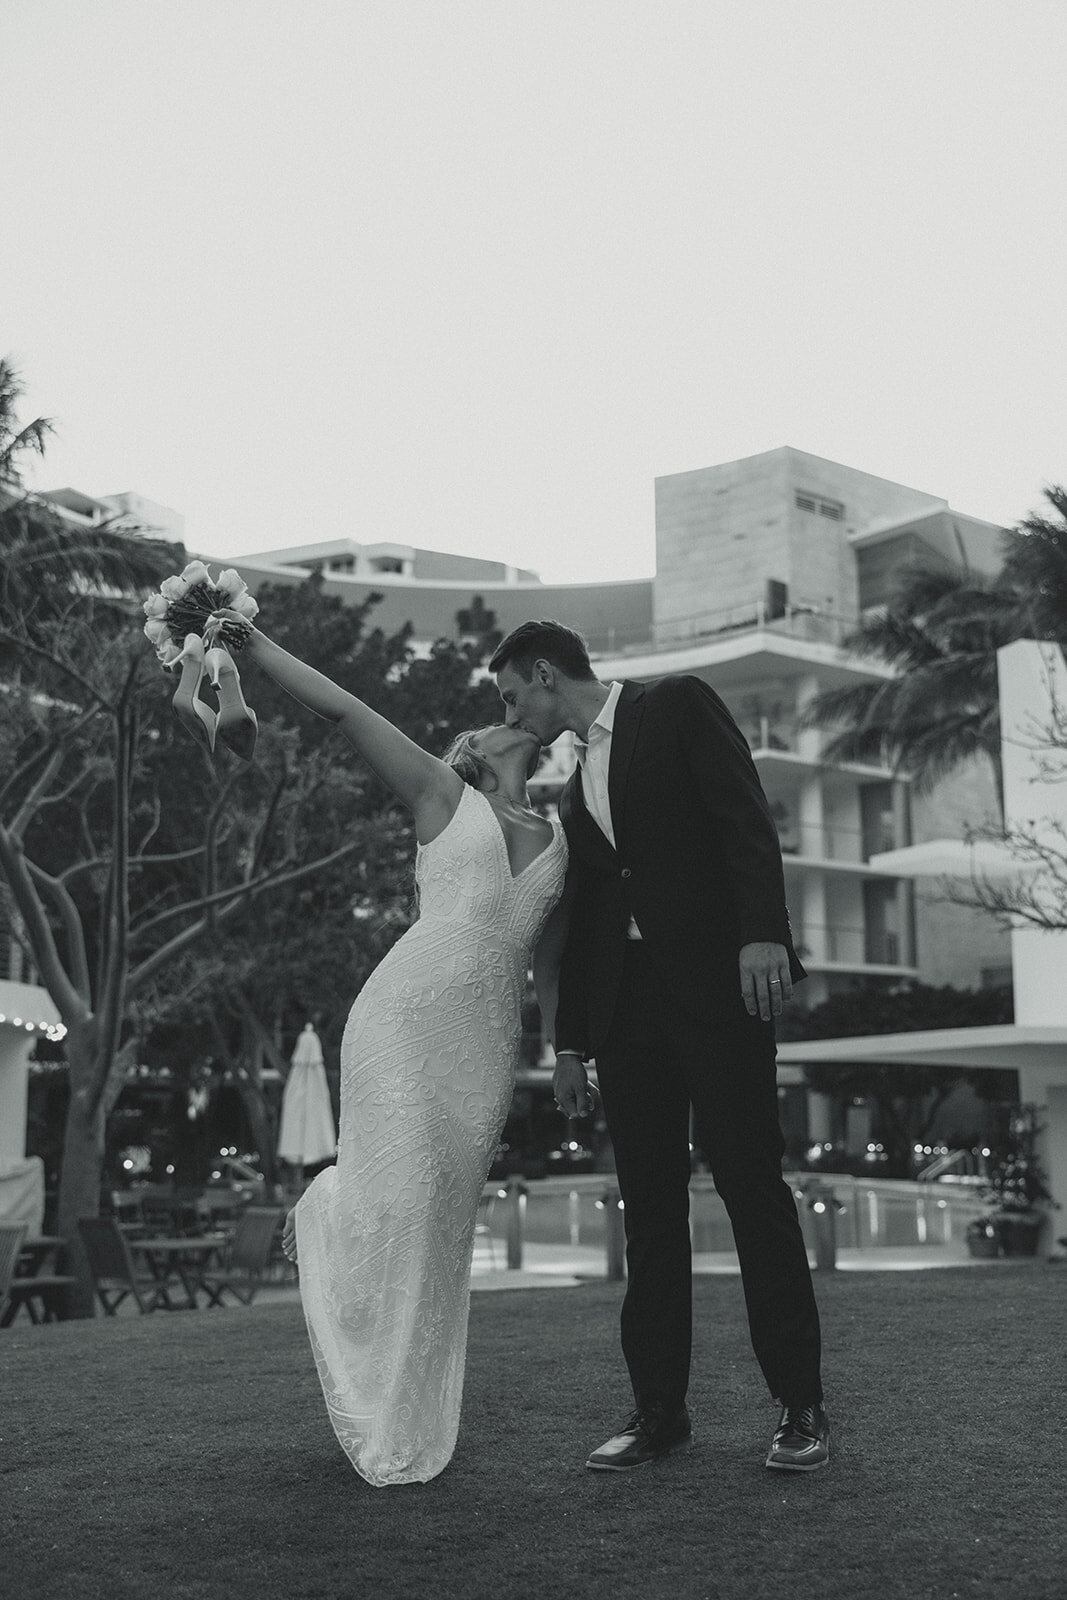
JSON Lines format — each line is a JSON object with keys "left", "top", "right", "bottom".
{"left": 967, "top": 1104, "right": 1055, "bottom": 1258}
{"left": 965, "top": 1216, "right": 1002, "bottom": 1259}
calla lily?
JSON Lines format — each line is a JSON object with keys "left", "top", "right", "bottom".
{"left": 157, "top": 639, "right": 182, "bottom": 667}
{"left": 143, "top": 593, "right": 169, "bottom": 618}
{"left": 180, "top": 559, "right": 212, "bottom": 587}
{"left": 214, "top": 568, "right": 245, "bottom": 599}
{"left": 144, "top": 617, "right": 169, "bottom": 644}
{"left": 230, "top": 592, "right": 260, "bottom": 620}
{"left": 160, "top": 573, "right": 190, "bottom": 601}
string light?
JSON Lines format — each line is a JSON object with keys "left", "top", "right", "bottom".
{"left": 0, "top": 1012, "right": 66, "bottom": 1040}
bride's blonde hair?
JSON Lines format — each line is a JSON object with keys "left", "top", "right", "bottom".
{"left": 442, "top": 728, "right": 499, "bottom": 791}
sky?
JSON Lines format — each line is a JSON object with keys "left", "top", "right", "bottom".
{"left": 2, "top": 0, "right": 1065, "bottom": 583}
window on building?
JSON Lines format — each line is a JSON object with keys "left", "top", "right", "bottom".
{"left": 862, "top": 879, "right": 902, "bottom": 966}
{"left": 370, "top": 557, "right": 404, "bottom": 574}
{"left": 765, "top": 578, "right": 788, "bottom": 620}
{"left": 860, "top": 782, "right": 899, "bottom": 859}
{"left": 328, "top": 557, "right": 355, "bottom": 573}
{"left": 856, "top": 532, "right": 949, "bottom": 610}
{"left": 795, "top": 491, "right": 844, "bottom": 521}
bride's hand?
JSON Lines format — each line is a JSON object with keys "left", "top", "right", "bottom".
{"left": 205, "top": 608, "right": 256, "bottom": 651}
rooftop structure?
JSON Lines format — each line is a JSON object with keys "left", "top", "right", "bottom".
{"left": 41, "top": 487, "right": 185, "bottom": 544}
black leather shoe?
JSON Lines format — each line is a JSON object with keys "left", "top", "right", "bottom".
{"left": 765, "top": 1401, "right": 830, "bottom": 1471}
{"left": 586, "top": 1404, "right": 693, "bottom": 1471}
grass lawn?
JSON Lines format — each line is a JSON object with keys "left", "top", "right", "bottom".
{"left": 2, "top": 1266, "right": 1065, "bottom": 1600}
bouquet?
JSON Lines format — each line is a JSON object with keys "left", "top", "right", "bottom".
{"left": 142, "top": 560, "right": 258, "bottom": 669}
{"left": 144, "top": 561, "right": 260, "bottom": 759}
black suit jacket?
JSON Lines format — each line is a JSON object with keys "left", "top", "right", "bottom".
{"left": 555, "top": 675, "right": 805, "bottom": 1059}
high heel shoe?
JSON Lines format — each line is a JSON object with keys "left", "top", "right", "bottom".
{"left": 205, "top": 645, "right": 258, "bottom": 761}
{"left": 171, "top": 634, "right": 217, "bottom": 753}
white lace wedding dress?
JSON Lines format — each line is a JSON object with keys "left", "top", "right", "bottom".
{"left": 294, "top": 782, "right": 567, "bottom": 1485}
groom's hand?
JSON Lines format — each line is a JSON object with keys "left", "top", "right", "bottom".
{"left": 553, "top": 1052, "right": 595, "bottom": 1119}
{"left": 739, "top": 942, "right": 792, "bottom": 1022}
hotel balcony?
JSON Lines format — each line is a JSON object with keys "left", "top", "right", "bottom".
{"left": 793, "top": 921, "right": 917, "bottom": 977}
{"left": 778, "top": 821, "right": 903, "bottom": 872}
{"left": 589, "top": 597, "right": 892, "bottom": 681}
{"left": 594, "top": 598, "right": 861, "bottom": 657}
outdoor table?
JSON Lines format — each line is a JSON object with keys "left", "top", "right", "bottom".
{"left": 1, "top": 1236, "right": 77, "bottom": 1326}
{"left": 126, "top": 1234, "right": 229, "bottom": 1310}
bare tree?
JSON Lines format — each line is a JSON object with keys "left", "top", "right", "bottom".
{"left": 0, "top": 616, "right": 365, "bottom": 1316}
{"left": 949, "top": 672, "right": 1067, "bottom": 933}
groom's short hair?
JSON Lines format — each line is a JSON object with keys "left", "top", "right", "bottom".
{"left": 489, "top": 620, "right": 596, "bottom": 682}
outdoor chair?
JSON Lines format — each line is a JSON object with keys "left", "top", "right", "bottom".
{"left": 1, "top": 1234, "right": 77, "bottom": 1326}
{"left": 108, "top": 1191, "right": 148, "bottom": 1235}
{"left": 77, "top": 1217, "right": 170, "bottom": 1315}
{"left": 0, "top": 1222, "right": 29, "bottom": 1327}
{"left": 198, "top": 1206, "right": 284, "bottom": 1307}
{"left": 138, "top": 1194, "right": 195, "bottom": 1235}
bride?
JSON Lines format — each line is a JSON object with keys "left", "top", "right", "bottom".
{"left": 206, "top": 609, "right": 578, "bottom": 1485}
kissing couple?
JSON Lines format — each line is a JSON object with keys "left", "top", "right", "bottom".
{"left": 206, "top": 609, "right": 828, "bottom": 1485}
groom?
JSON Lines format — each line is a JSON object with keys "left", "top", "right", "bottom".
{"left": 490, "top": 620, "right": 828, "bottom": 1473}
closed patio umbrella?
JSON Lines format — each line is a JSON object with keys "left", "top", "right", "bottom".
{"left": 277, "top": 1024, "right": 337, "bottom": 1179}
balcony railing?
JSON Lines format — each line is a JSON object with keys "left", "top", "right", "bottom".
{"left": 778, "top": 820, "right": 900, "bottom": 863}
{"left": 794, "top": 922, "right": 906, "bottom": 967}
{"left": 588, "top": 601, "right": 862, "bottom": 659}
{"left": 741, "top": 716, "right": 801, "bottom": 754}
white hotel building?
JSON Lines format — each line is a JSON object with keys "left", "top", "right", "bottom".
{"left": 1, "top": 449, "right": 1013, "bottom": 1177}
{"left": 223, "top": 446, "right": 1012, "bottom": 1010}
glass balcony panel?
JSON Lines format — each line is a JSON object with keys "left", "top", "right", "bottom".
{"left": 595, "top": 601, "right": 863, "bottom": 657}
{"left": 794, "top": 923, "right": 908, "bottom": 968}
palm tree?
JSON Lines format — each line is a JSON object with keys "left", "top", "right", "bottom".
{"left": 0, "top": 357, "right": 51, "bottom": 488}
{"left": 1002, "top": 485, "right": 1067, "bottom": 646}
{"left": 0, "top": 358, "right": 180, "bottom": 639}
{"left": 803, "top": 490, "right": 1067, "bottom": 821}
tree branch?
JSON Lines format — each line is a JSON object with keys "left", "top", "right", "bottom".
{"left": 250, "top": 770, "right": 290, "bottom": 878}
{"left": 8, "top": 746, "right": 66, "bottom": 839}
{"left": 60, "top": 844, "right": 208, "bottom": 884}
{"left": 98, "top": 1036, "right": 140, "bottom": 1122}
{"left": 34, "top": 751, "right": 102, "bottom": 813}
{"left": 96, "top": 696, "right": 135, "bottom": 1094}
{"left": 127, "top": 840, "right": 360, "bottom": 997}
{"left": 0, "top": 737, "right": 54, "bottom": 817}
{"left": 26, "top": 861, "right": 92, "bottom": 1000}
{"left": 133, "top": 795, "right": 162, "bottom": 856}
{"left": 234, "top": 988, "right": 291, "bottom": 1076}
{"left": 0, "top": 628, "right": 110, "bottom": 710}
{"left": 0, "top": 824, "right": 89, "bottom": 1023}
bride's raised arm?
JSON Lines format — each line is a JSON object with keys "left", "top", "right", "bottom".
{"left": 208, "top": 610, "right": 461, "bottom": 823}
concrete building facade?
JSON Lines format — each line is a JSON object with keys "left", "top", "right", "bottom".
{"left": 1, "top": 452, "right": 1015, "bottom": 1179}
{"left": 219, "top": 446, "right": 1012, "bottom": 1009}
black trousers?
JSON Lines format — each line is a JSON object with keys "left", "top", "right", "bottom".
{"left": 594, "top": 943, "right": 823, "bottom": 1412}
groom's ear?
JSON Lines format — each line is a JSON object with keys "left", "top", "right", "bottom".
{"left": 532, "top": 657, "right": 556, "bottom": 690}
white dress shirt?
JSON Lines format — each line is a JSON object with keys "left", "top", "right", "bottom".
{"left": 573, "top": 681, "right": 642, "bottom": 941}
